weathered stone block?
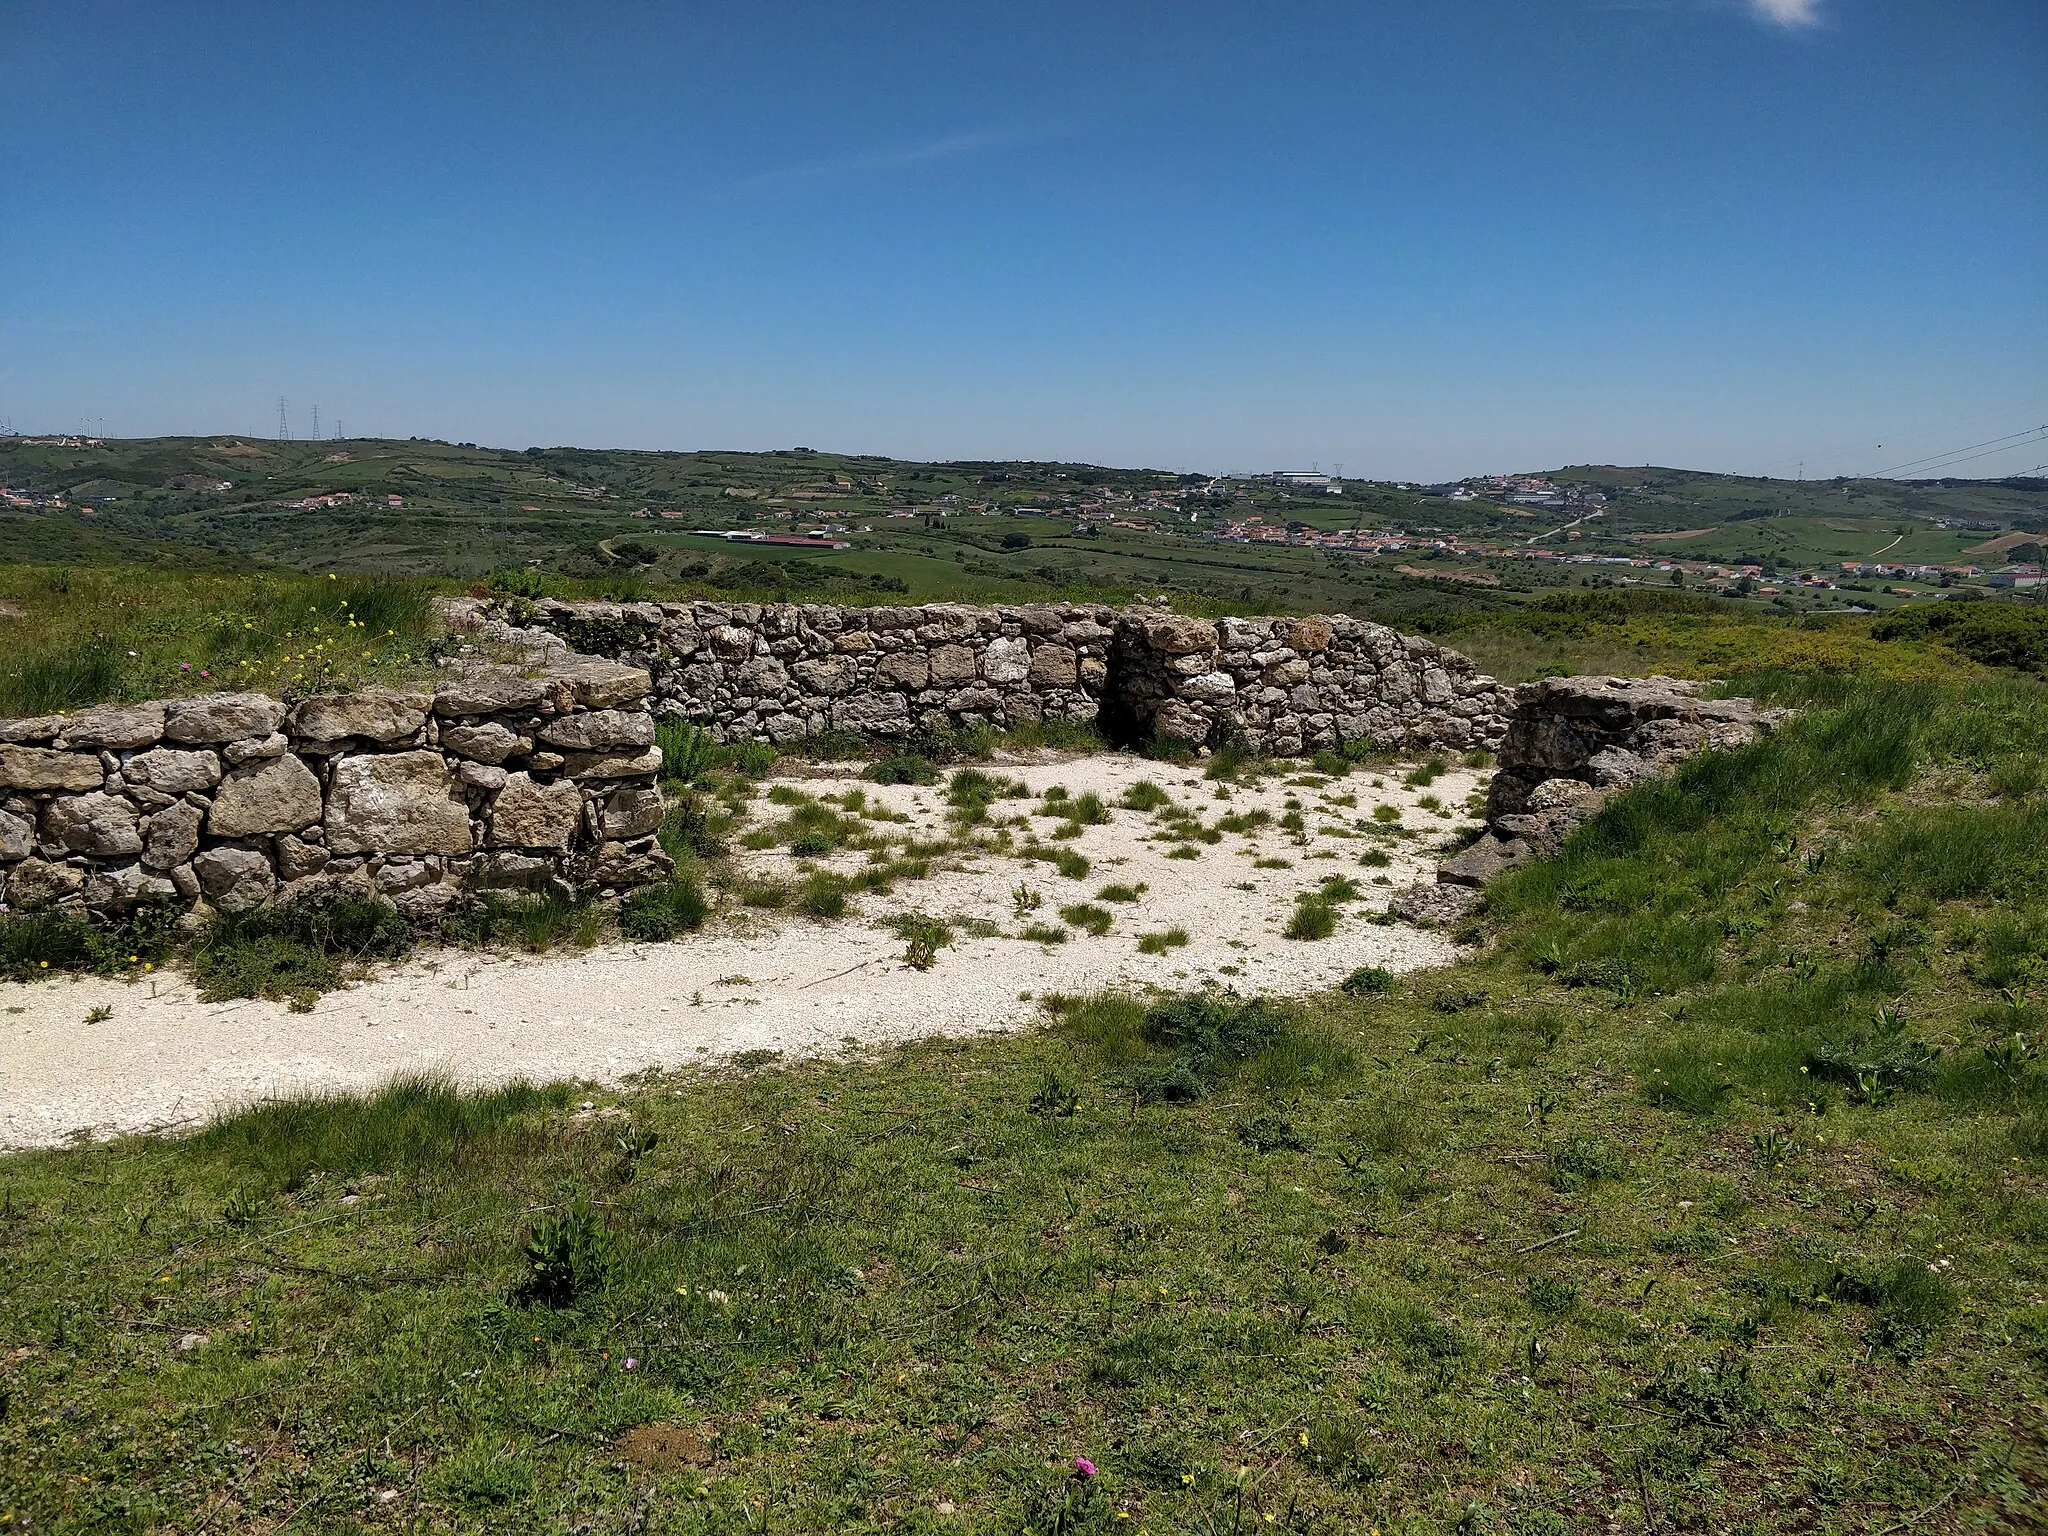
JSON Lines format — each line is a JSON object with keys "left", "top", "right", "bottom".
{"left": 6, "top": 857, "right": 84, "bottom": 908}
{"left": 928, "top": 644, "right": 977, "bottom": 686}
{"left": 164, "top": 692, "right": 286, "bottom": 744}
{"left": 326, "top": 750, "right": 473, "bottom": 855}
{"left": 1145, "top": 615, "right": 1218, "bottom": 655}
{"left": 440, "top": 721, "right": 522, "bottom": 764}
{"left": 0, "top": 808, "right": 32, "bottom": 861}
{"left": 874, "top": 651, "right": 929, "bottom": 689}
{"left": 433, "top": 666, "right": 550, "bottom": 716}
{"left": 790, "top": 656, "right": 858, "bottom": 695}
{"left": 562, "top": 746, "right": 662, "bottom": 780}
{"left": 537, "top": 709, "right": 656, "bottom": 751}
{"left": 287, "top": 688, "right": 432, "bottom": 743}
{"left": 832, "top": 692, "right": 911, "bottom": 735}
{"left": 603, "top": 784, "right": 664, "bottom": 840}
{"left": 59, "top": 703, "right": 165, "bottom": 751}
{"left": 1027, "top": 644, "right": 1078, "bottom": 686}
{"left": 0, "top": 745, "right": 104, "bottom": 791}
{"left": 142, "top": 799, "right": 202, "bottom": 870}
{"left": 192, "top": 846, "right": 275, "bottom": 910}
{"left": 124, "top": 746, "right": 222, "bottom": 793}
{"left": 981, "top": 636, "right": 1030, "bottom": 685}
{"left": 41, "top": 792, "right": 143, "bottom": 857}
{"left": 208, "top": 753, "right": 322, "bottom": 837}
{"left": 489, "top": 772, "right": 583, "bottom": 849}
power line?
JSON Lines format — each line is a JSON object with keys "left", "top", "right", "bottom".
{"left": 1872, "top": 424, "right": 2048, "bottom": 477}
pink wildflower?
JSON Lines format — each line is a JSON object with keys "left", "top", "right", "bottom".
{"left": 1073, "top": 1457, "right": 1096, "bottom": 1478}
{"left": 623, "top": 1357, "right": 638, "bottom": 1370}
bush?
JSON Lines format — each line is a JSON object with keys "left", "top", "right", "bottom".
{"left": 889, "top": 912, "right": 952, "bottom": 970}
{"left": 867, "top": 753, "right": 938, "bottom": 785}
{"left": 517, "top": 1199, "right": 614, "bottom": 1308}
{"left": 1285, "top": 898, "right": 1339, "bottom": 941}
{"left": 656, "top": 718, "right": 717, "bottom": 785}
{"left": 0, "top": 901, "right": 179, "bottom": 981}
{"left": 1341, "top": 965, "right": 1395, "bottom": 996}
{"left": 1134, "top": 992, "right": 1290, "bottom": 1100}
{"left": 192, "top": 893, "right": 412, "bottom": 1002}
{"left": 619, "top": 876, "right": 709, "bottom": 942}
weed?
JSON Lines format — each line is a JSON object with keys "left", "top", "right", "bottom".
{"left": 655, "top": 717, "right": 717, "bottom": 785}
{"left": 890, "top": 912, "right": 953, "bottom": 970}
{"left": 1548, "top": 1136, "right": 1626, "bottom": 1191}
{"left": 1135, "top": 928, "right": 1189, "bottom": 955}
{"left": 1096, "top": 882, "right": 1146, "bottom": 903}
{"left": 1060, "top": 903, "right": 1113, "bottom": 936}
{"left": 1021, "top": 923, "right": 1069, "bottom": 945}
{"left": 516, "top": 1199, "right": 614, "bottom": 1309}
{"left": 1237, "top": 1112, "right": 1306, "bottom": 1153}
{"left": 1285, "top": 899, "right": 1338, "bottom": 941}
{"left": 1012, "top": 883, "right": 1043, "bottom": 916}
{"left": 1029, "top": 1071, "right": 1080, "bottom": 1119}
{"left": 1340, "top": 966, "right": 1395, "bottom": 997}
{"left": 85, "top": 1004, "right": 113, "bottom": 1024}
{"left": 619, "top": 875, "right": 709, "bottom": 942}
{"left": 1119, "top": 780, "right": 1171, "bottom": 811}
{"left": 866, "top": 752, "right": 938, "bottom": 785}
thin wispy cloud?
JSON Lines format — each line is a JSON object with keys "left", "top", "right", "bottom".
{"left": 1748, "top": 0, "right": 1822, "bottom": 27}
{"left": 744, "top": 126, "right": 1036, "bottom": 188}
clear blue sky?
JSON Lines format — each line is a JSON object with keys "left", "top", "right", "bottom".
{"left": 3, "top": 0, "right": 2043, "bottom": 480}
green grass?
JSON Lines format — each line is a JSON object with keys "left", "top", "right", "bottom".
{"left": 0, "top": 564, "right": 439, "bottom": 713}
{"left": 4, "top": 673, "right": 2048, "bottom": 1532}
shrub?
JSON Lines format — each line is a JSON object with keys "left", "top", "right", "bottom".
{"left": 866, "top": 753, "right": 938, "bottom": 785}
{"left": 619, "top": 876, "right": 709, "bottom": 942}
{"left": 1119, "top": 780, "right": 1172, "bottom": 811}
{"left": 517, "top": 1199, "right": 614, "bottom": 1308}
{"left": 1133, "top": 991, "right": 1290, "bottom": 1099}
{"left": 1059, "top": 903, "right": 1113, "bottom": 936}
{"left": 655, "top": 717, "right": 717, "bottom": 785}
{"left": 1285, "top": 898, "right": 1339, "bottom": 941}
{"left": 889, "top": 912, "right": 952, "bottom": 969}
{"left": 1341, "top": 965, "right": 1395, "bottom": 996}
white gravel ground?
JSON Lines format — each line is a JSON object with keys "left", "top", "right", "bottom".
{"left": 0, "top": 752, "right": 1485, "bottom": 1148}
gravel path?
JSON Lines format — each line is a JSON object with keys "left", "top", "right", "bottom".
{"left": 1, "top": 753, "right": 1483, "bottom": 1148}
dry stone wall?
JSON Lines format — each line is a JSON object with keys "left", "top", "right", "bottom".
{"left": 503, "top": 599, "right": 1513, "bottom": 755}
{"left": 0, "top": 657, "right": 670, "bottom": 919}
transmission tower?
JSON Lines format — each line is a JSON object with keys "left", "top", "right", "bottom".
{"left": 311, "top": 403, "right": 320, "bottom": 441}
{"left": 277, "top": 397, "right": 290, "bottom": 441}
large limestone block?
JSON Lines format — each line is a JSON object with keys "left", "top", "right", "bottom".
{"left": 0, "top": 808, "right": 33, "bottom": 861}
{"left": 928, "top": 644, "right": 977, "bottom": 686}
{"left": 192, "top": 847, "right": 276, "bottom": 910}
{"left": 41, "top": 792, "right": 143, "bottom": 856}
{"left": 287, "top": 688, "right": 432, "bottom": 743}
{"left": 832, "top": 692, "right": 911, "bottom": 735}
{"left": 981, "top": 636, "right": 1030, "bottom": 685}
{"left": 734, "top": 656, "right": 789, "bottom": 694}
{"left": 434, "top": 666, "right": 550, "bottom": 716}
{"left": 59, "top": 703, "right": 165, "bottom": 751}
{"left": 556, "top": 658, "right": 652, "bottom": 708}
{"left": 6, "top": 858, "right": 84, "bottom": 909}
{"left": 873, "top": 651, "right": 929, "bottom": 690}
{"left": 603, "top": 783, "right": 664, "bottom": 840}
{"left": 1287, "top": 618, "right": 1334, "bottom": 653}
{"left": 1027, "top": 644, "right": 1078, "bottom": 687}
{"left": 489, "top": 772, "right": 583, "bottom": 849}
{"left": 124, "top": 746, "right": 222, "bottom": 793}
{"left": 325, "top": 750, "right": 473, "bottom": 855}
{"left": 0, "top": 745, "right": 104, "bottom": 791}
{"left": 86, "top": 862, "right": 177, "bottom": 909}
{"left": 1144, "top": 615, "right": 1218, "bottom": 655}
{"left": 791, "top": 656, "right": 858, "bottom": 695}
{"left": 1151, "top": 699, "right": 1212, "bottom": 745}
{"left": 562, "top": 746, "right": 663, "bottom": 780}
{"left": 0, "top": 715, "right": 65, "bottom": 743}
{"left": 440, "top": 721, "right": 521, "bottom": 763}
{"left": 1180, "top": 671, "right": 1238, "bottom": 702}
{"left": 208, "top": 753, "right": 323, "bottom": 837}
{"left": 163, "top": 692, "right": 287, "bottom": 744}
{"left": 536, "top": 709, "right": 656, "bottom": 751}
{"left": 142, "top": 798, "right": 203, "bottom": 870}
